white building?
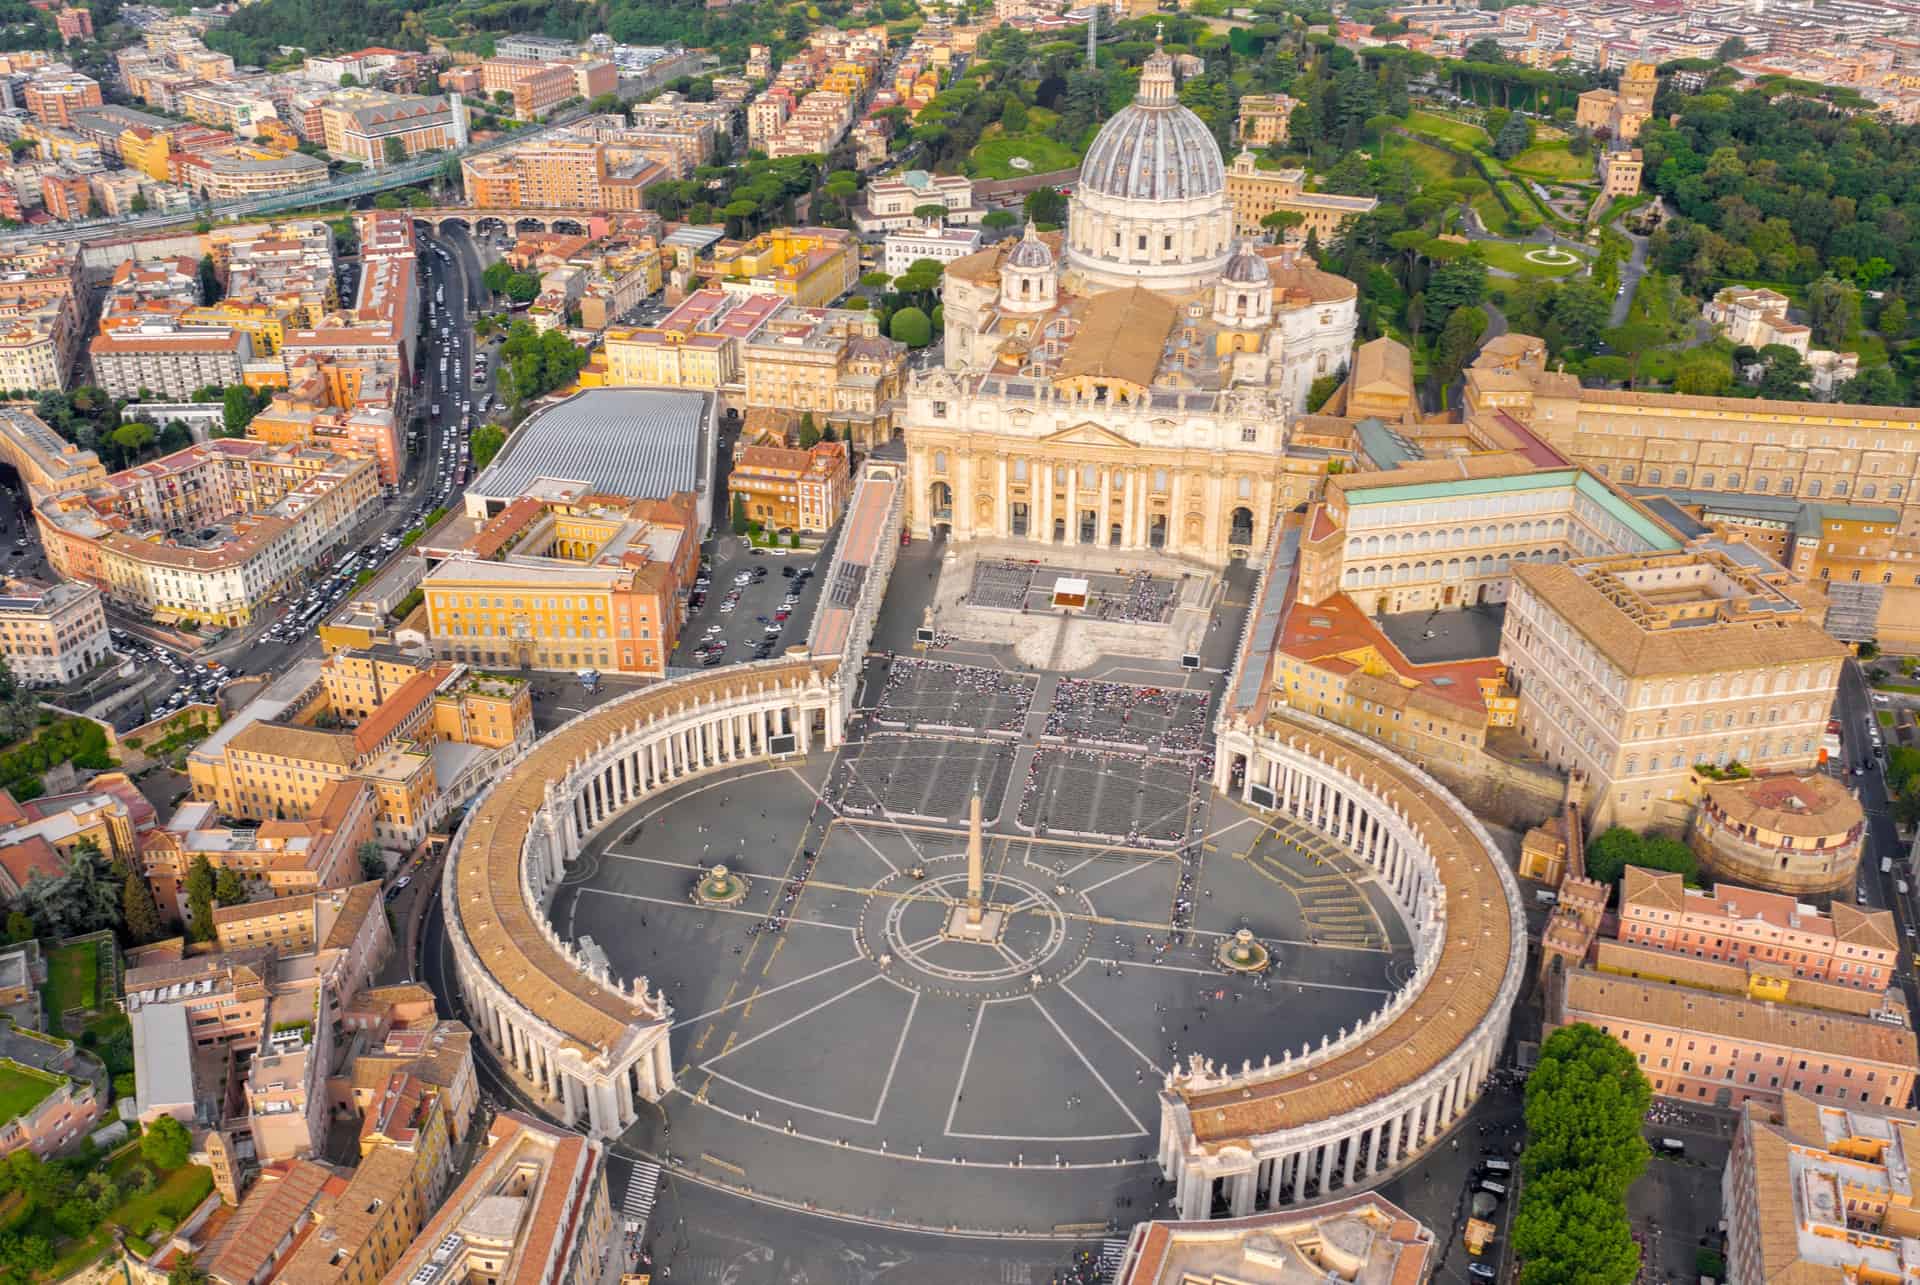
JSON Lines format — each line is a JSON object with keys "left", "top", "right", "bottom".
{"left": 882, "top": 225, "right": 982, "bottom": 275}
{"left": 0, "top": 577, "right": 109, "bottom": 686}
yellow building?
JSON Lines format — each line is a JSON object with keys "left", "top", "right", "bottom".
{"left": 602, "top": 289, "right": 780, "bottom": 390}
{"left": 119, "top": 126, "right": 175, "bottom": 182}
{"left": 179, "top": 298, "right": 292, "bottom": 356}
{"left": 709, "top": 226, "right": 859, "bottom": 308}
{"left": 730, "top": 440, "right": 851, "bottom": 534}
{"left": 1601, "top": 148, "right": 1643, "bottom": 198}
{"left": 1235, "top": 93, "right": 1297, "bottom": 148}
{"left": 1224, "top": 150, "right": 1380, "bottom": 240}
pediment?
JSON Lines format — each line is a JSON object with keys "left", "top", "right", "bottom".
{"left": 1040, "top": 420, "right": 1139, "bottom": 449}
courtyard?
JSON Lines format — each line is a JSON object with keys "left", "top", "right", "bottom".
{"left": 551, "top": 562, "right": 1418, "bottom": 1233}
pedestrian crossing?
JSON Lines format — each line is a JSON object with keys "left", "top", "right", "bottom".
{"left": 1096, "top": 1238, "right": 1128, "bottom": 1279}
{"left": 621, "top": 1159, "right": 661, "bottom": 1232}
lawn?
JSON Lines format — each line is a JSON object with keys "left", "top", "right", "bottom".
{"left": 0, "top": 1062, "right": 60, "bottom": 1123}
{"left": 1495, "top": 180, "right": 1546, "bottom": 228}
{"left": 1405, "top": 109, "right": 1489, "bottom": 149}
{"left": 966, "top": 131, "right": 1081, "bottom": 179}
{"left": 1379, "top": 133, "right": 1462, "bottom": 185}
{"left": 1507, "top": 142, "right": 1594, "bottom": 181}
{"left": 1878, "top": 710, "right": 1896, "bottom": 728}
{"left": 1472, "top": 191, "right": 1515, "bottom": 236}
{"left": 39, "top": 942, "right": 98, "bottom": 1035}
{"left": 46, "top": 1156, "right": 214, "bottom": 1279}
{"left": 1475, "top": 239, "right": 1588, "bottom": 278}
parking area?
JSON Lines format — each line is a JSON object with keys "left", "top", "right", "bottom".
{"left": 1628, "top": 1136, "right": 1728, "bottom": 1284}
{"left": 671, "top": 535, "right": 838, "bottom": 670}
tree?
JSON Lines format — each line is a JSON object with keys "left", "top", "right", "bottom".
{"left": 184, "top": 854, "right": 215, "bottom": 942}
{"left": 1513, "top": 1022, "right": 1651, "bottom": 1285}
{"left": 731, "top": 494, "right": 750, "bottom": 536}
{"left": 1715, "top": 35, "right": 1750, "bottom": 61}
{"left": 1426, "top": 256, "right": 1488, "bottom": 313}
{"left": 355, "top": 841, "right": 384, "bottom": 883}
{"left": 1492, "top": 113, "right": 1532, "bottom": 160}
{"left": 168, "top": 1253, "right": 209, "bottom": 1285}
{"left": 912, "top": 203, "right": 948, "bottom": 225}
{"left": 1464, "top": 37, "right": 1507, "bottom": 63}
{"left": 213, "top": 867, "right": 245, "bottom": 907}
{"left": 1838, "top": 365, "right": 1901, "bottom": 405}
{"left": 1306, "top": 372, "right": 1343, "bottom": 412}
{"left": 1001, "top": 95, "right": 1028, "bottom": 134}
{"left": 481, "top": 261, "right": 513, "bottom": 295}
{"left": 383, "top": 137, "right": 407, "bottom": 165}
{"left": 797, "top": 412, "right": 821, "bottom": 449}
{"left": 3, "top": 912, "right": 32, "bottom": 944}
{"left": 141, "top": 1115, "right": 192, "bottom": 1170}
{"left": 1673, "top": 355, "right": 1733, "bottom": 396}
{"left": 110, "top": 422, "right": 154, "bottom": 456}
{"left": 889, "top": 306, "right": 933, "bottom": 348}
{"left": 1023, "top": 187, "right": 1067, "bottom": 228}
{"left": 1807, "top": 275, "right": 1860, "bottom": 347}
{"left": 981, "top": 210, "right": 1017, "bottom": 233}
{"left": 339, "top": 73, "right": 359, "bottom": 88}
{"left": 1432, "top": 305, "right": 1488, "bottom": 384}
{"left": 1582, "top": 825, "right": 1698, "bottom": 887}
{"left": 222, "top": 385, "right": 259, "bottom": 437}
{"left": 505, "top": 273, "right": 541, "bottom": 304}
{"left": 1757, "top": 344, "right": 1814, "bottom": 399}
{"left": 196, "top": 254, "right": 221, "bottom": 305}
{"left": 471, "top": 424, "right": 506, "bottom": 469}
{"left": 1878, "top": 295, "right": 1908, "bottom": 340}
{"left": 122, "top": 869, "right": 161, "bottom": 944}
{"left": 1260, "top": 209, "right": 1305, "bottom": 241}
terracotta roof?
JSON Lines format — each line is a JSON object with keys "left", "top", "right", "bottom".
{"left": 1350, "top": 335, "right": 1412, "bottom": 395}
{"left": 1620, "top": 864, "right": 1684, "bottom": 912}
{"left": 1056, "top": 285, "right": 1178, "bottom": 389}
{"left": 205, "top": 1157, "right": 336, "bottom": 1284}
{"left": 1511, "top": 562, "right": 1848, "bottom": 678}
{"left": 227, "top": 721, "right": 357, "bottom": 768}
{"left": 1560, "top": 969, "right": 1918, "bottom": 1067}
{"left": 320, "top": 881, "right": 382, "bottom": 952}
{"left": 454, "top": 659, "right": 837, "bottom": 1054}
{"left": 1703, "top": 772, "right": 1862, "bottom": 841}
{"left": 1176, "top": 716, "right": 1516, "bottom": 1144}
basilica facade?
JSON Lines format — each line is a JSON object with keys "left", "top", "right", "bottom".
{"left": 901, "top": 38, "right": 1360, "bottom": 562}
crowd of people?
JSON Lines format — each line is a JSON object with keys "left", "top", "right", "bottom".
{"left": 1044, "top": 678, "right": 1209, "bottom": 754}
{"left": 874, "top": 657, "right": 1036, "bottom": 734}
{"left": 824, "top": 739, "right": 1014, "bottom": 822}
{"left": 1087, "top": 570, "right": 1178, "bottom": 624}
{"left": 1019, "top": 747, "right": 1193, "bottom": 846}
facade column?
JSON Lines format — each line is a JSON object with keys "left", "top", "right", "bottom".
{"left": 1065, "top": 466, "right": 1079, "bottom": 541}
{"left": 1178, "top": 1169, "right": 1209, "bottom": 1221}
{"left": 1229, "top": 1168, "right": 1257, "bottom": 1217}
{"left": 1122, "top": 470, "right": 1137, "bottom": 547}
{"left": 653, "top": 1040, "right": 674, "bottom": 1096}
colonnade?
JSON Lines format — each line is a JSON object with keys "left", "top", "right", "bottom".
{"left": 445, "top": 661, "right": 845, "bottom": 1141}
{"left": 1159, "top": 711, "right": 1525, "bottom": 1220}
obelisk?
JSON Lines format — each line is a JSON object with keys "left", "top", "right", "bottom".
{"left": 965, "top": 790, "right": 985, "bottom": 926}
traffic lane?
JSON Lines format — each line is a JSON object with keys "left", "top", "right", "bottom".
{"left": 672, "top": 545, "right": 832, "bottom": 669}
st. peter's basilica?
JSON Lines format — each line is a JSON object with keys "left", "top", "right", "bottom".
{"left": 902, "top": 36, "right": 1361, "bottom": 563}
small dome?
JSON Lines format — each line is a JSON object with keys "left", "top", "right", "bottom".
{"left": 1007, "top": 223, "right": 1053, "bottom": 270}
{"left": 1223, "top": 241, "right": 1270, "bottom": 284}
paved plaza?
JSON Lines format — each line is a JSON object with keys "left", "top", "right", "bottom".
{"left": 967, "top": 557, "right": 1183, "bottom": 624}
{"left": 549, "top": 550, "right": 1418, "bottom": 1236}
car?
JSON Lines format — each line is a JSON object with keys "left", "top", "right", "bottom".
{"left": 781, "top": 565, "right": 796, "bottom": 577}
{"left": 701, "top": 654, "right": 724, "bottom": 666}
{"left": 395, "top": 875, "right": 411, "bottom": 890}
{"left": 1875, "top": 693, "right": 1891, "bottom": 704}
{"left": 774, "top": 610, "right": 790, "bottom": 621}
{"left": 1468, "top": 1265, "right": 1497, "bottom": 1281}
{"left": 718, "top": 603, "right": 735, "bottom": 614}
{"left": 703, "top": 625, "right": 723, "bottom": 636}
{"left": 764, "top": 624, "right": 781, "bottom": 635}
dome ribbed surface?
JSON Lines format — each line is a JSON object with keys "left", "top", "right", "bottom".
{"left": 1079, "top": 101, "right": 1226, "bottom": 203}
{"left": 1223, "top": 242, "right": 1270, "bottom": 283}
{"left": 1007, "top": 232, "right": 1053, "bottom": 269}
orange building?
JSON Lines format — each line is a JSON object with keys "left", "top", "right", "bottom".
{"left": 38, "top": 172, "right": 90, "bottom": 222}
{"left": 730, "top": 440, "right": 851, "bottom": 534}
{"left": 1617, "top": 866, "right": 1897, "bottom": 990}
{"left": 23, "top": 73, "right": 100, "bottom": 128}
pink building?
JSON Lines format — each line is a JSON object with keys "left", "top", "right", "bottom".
{"left": 1618, "top": 866, "right": 1897, "bottom": 991}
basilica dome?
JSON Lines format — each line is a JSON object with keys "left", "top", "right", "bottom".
{"left": 1078, "top": 61, "right": 1226, "bottom": 203}
{"left": 1063, "top": 35, "right": 1235, "bottom": 294}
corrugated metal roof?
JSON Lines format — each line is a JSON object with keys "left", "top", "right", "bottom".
{"left": 467, "top": 389, "right": 705, "bottom": 502}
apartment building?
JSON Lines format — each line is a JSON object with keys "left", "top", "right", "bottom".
{"left": 1552, "top": 966, "right": 1916, "bottom": 1110}
{"left": 461, "top": 135, "right": 666, "bottom": 210}
{"left": 420, "top": 489, "right": 696, "bottom": 677}
{"left": 143, "top": 778, "right": 375, "bottom": 904}
{"left": 319, "top": 90, "right": 466, "bottom": 167}
{"left": 382, "top": 1111, "right": 619, "bottom": 1285}
{"left": 342, "top": 1018, "right": 476, "bottom": 1145}
{"left": 172, "top": 144, "right": 329, "bottom": 201}
{"left": 0, "top": 405, "right": 102, "bottom": 498}
{"left": 22, "top": 73, "right": 100, "bottom": 128}
{"left": 1618, "top": 866, "right": 1897, "bottom": 991}
{"left": 739, "top": 307, "right": 905, "bottom": 449}
{"left": 0, "top": 241, "right": 83, "bottom": 393}
{"left": 1224, "top": 151, "right": 1379, "bottom": 240}
{"left": 248, "top": 361, "right": 404, "bottom": 485}
{"left": 1463, "top": 331, "right": 1920, "bottom": 648}
{"left": 0, "top": 576, "right": 109, "bottom": 686}
{"left": 89, "top": 325, "right": 253, "bottom": 400}
{"left": 1235, "top": 92, "right": 1298, "bottom": 147}
{"left": 1724, "top": 1091, "right": 1920, "bottom": 1285}
{"left": 1500, "top": 549, "right": 1848, "bottom": 829}
{"left": 37, "top": 440, "right": 382, "bottom": 627}
{"left": 730, "top": 440, "right": 851, "bottom": 534}
{"left": 186, "top": 651, "right": 533, "bottom": 851}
